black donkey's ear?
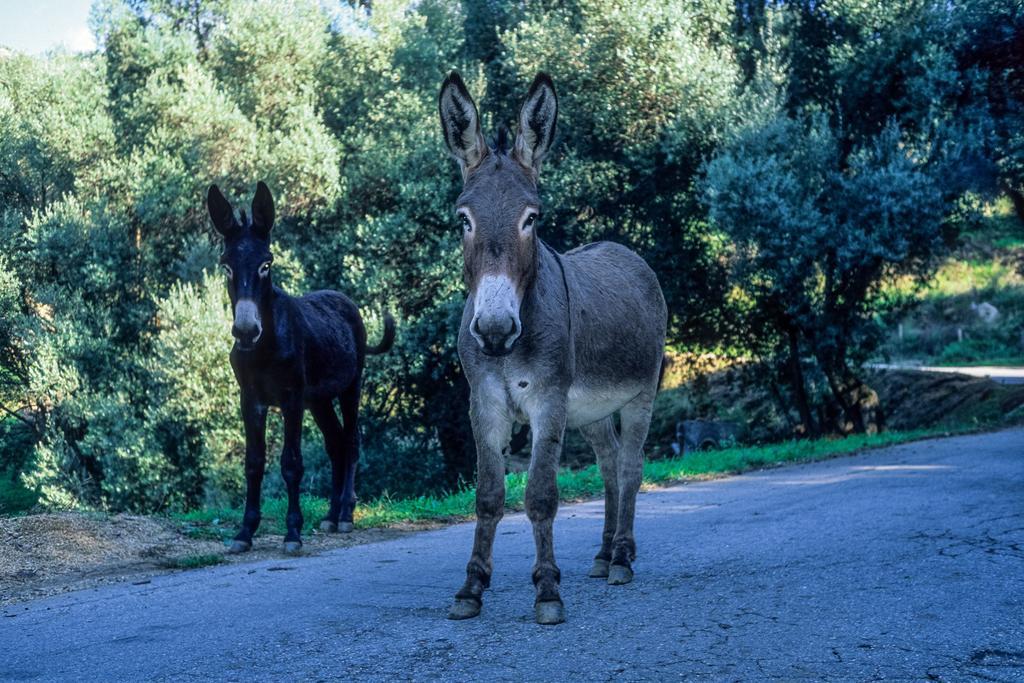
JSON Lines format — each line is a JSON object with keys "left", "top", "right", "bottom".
{"left": 251, "top": 181, "right": 275, "bottom": 239}
{"left": 207, "top": 184, "right": 238, "bottom": 237}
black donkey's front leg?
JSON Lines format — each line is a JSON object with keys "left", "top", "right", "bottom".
{"left": 229, "top": 393, "right": 267, "bottom": 553}
{"left": 280, "top": 395, "right": 306, "bottom": 555}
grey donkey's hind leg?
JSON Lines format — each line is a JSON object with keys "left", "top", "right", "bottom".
{"left": 578, "top": 417, "right": 621, "bottom": 579}
{"left": 608, "top": 391, "right": 656, "bottom": 585}
{"left": 448, "top": 389, "right": 513, "bottom": 621}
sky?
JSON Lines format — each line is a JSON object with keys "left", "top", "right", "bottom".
{"left": 0, "top": 0, "right": 96, "bottom": 55}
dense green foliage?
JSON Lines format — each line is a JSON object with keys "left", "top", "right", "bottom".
{"left": 0, "top": 0, "right": 1020, "bottom": 513}
{"left": 702, "top": 0, "right": 1022, "bottom": 436}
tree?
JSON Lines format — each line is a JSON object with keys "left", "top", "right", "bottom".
{"left": 0, "top": 0, "right": 1019, "bottom": 509}
{"left": 705, "top": 106, "right": 956, "bottom": 433}
{"left": 949, "top": 0, "right": 1024, "bottom": 220}
{"left": 501, "top": 0, "right": 741, "bottom": 346}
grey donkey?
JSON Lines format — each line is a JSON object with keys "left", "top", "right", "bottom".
{"left": 438, "top": 71, "right": 667, "bottom": 625}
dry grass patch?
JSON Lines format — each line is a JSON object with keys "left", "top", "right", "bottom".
{"left": 0, "top": 513, "right": 417, "bottom": 606}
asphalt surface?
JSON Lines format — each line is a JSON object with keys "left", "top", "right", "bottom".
{"left": 2, "top": 429, "right": 1022, "bottom": 682}
{"left": 869, "top": 363, "right": 1024, "bottom": 385}
{"left": 917, "top": 366, "right": 1024, "bottom": 385}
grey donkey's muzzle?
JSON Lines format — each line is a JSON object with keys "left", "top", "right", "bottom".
{"left": 232, "top": 299, "right": 262, "bottom": 349}
{"left": 471, "top": 274, "right": 522, "bottom": 356}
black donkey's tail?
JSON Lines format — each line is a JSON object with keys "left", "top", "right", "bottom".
{"left": 367, "top": 313, "right": 396, "bottom": 355}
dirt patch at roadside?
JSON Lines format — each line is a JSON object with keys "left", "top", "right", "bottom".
{"left": 0, "top": 513, "right": 432, "bottom": 606}
{"left": 649, "top": 365, "right": 1024, "bottom": 445}
{"left": 869, "top": 369, "right": 1024, "bottom": 429}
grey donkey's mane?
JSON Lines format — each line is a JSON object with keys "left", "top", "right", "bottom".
{"left": 490, "top": 125, "right": 512, "bottom": 155}
{"left": 540, "top": 239, "right": 572, "bottom": 342}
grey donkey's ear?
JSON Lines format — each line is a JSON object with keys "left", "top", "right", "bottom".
{"left": 439, "top": 71, "right": 487, "bottom": 179}
{"left": 207, "top": 184, "right": 237, "bottom": 237}
{"left": 514, "top": 73, "right": 558, "bottom": 173}
{"left": 251, "top": 181, "right": 275, "bottom": 239}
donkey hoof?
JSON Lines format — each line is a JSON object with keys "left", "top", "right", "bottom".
{"left": 337, "top": 521, "right": 354, "bottom": 533}
{"left": 447, "top": 598, "right": 482, "bottom": 620}
{"left": 607, "top": 564, "right": 634, "bottom": 585}
{"left": 282, "top": 541, "right": 303, "bottom": 556}
{"left": 535, "top": 600, "right": 566, "bottom": 625}
{"left": 226, "top": 540, "right": 251, "bottom": 554}
{"left": 319, "top": 520, "right": 338, "bottom": 533}
{"left": 588, "top": 559, "right": 610, "bottom": 578}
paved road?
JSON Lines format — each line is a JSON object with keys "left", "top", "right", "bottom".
{"left": 869, "top": 363, "right": 1024, "bottom": 385}
{"left": 2, "top": 430, "right": 1023, "bottom": 682}
{"left": 919, "top": 366, "right": 1024, "bottom": 385}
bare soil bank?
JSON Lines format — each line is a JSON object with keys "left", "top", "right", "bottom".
{"left": 0, "top": 513, "right": 427, "bottom": 606}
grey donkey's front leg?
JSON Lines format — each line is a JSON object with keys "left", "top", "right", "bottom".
{"left": 525, "top": 397, "right": 568, "bottom": 625}
{"left": 448, "top": 386, "right": 513, "bottom": 620}
{"left": 608, "top": 391, "right": 656, "bottom": 585}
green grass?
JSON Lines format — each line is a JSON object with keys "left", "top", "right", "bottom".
{"left": 880, "top": 197, "right": 1023, "bottom": 303}
{"left": 880, "top": 258, "right": 1023, "bottom": 305}
{"left": 921, "top": 259, "right": 1023, "bottom": 301}
{"left": 964, "top": 196, "right": 1024, "bottom": 251}
{"left": 174, "top": 426, "right": 970, "bottom": 540}
{"left": 159, "top": 553, "right": 225, "bottom": 570}
{"left": 877, "top": 197, "right": 1024, "bottom": 367}
{"left": 935, "top": 338, "right": 1024, "bottom": 366}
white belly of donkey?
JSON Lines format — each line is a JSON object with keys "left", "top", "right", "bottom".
{"left": 565, "top": 383, "right": 640, "bottom": 429}
{"left": 505, "top": 372, "right": 639, "bottom": 429}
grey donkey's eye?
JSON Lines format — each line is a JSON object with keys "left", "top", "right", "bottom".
{"left": 461, "top": 215, "right": 472, "bottom": 233}
{"left": 258, "top": 262, "right": 271, "bottom": 277}
{"left": 221, "top": 264, "right": 233, "bottom": 279}
{"left": 524, "top": 213, "right": 538, "bottom": 230}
